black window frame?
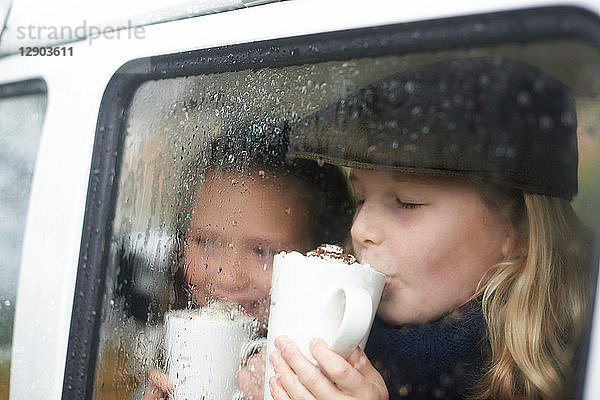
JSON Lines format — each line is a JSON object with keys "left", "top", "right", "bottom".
{"left": 62, "top": 6, "right": 600, "bottom": 399}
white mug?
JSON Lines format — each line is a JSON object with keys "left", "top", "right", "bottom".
{"left": 264, "top": 250, "right": 385, "bottom": 400}
{"left": 164, "top": 302, "right": 258, "bottom": 400}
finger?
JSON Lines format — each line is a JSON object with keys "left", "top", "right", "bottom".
{"left": 269, "top": 376, "right": 292, "bottom": 400}
{"left": 270, "top": 349, "right": 317, "bottom": 400}
{"left": 148, "top": 369, "right": 175, "bottom": 393}
{"left": 345, "top": 345, "right": 383, "bottom": 383}
{"left": 250, "top": 349, "right": 267, "bottom": 375}
{"left": 238, "top": 353, "right": 266, "bottom": 399}
{"left": 274, "top": 336, "right": 336, "bottom": 399}
{"left": 237, "top": 364, "right": 252, "bottom": 396}
{"left": 309, "top": 339, "right": 369, "bottom": 395}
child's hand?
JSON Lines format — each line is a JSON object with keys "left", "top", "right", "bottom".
{"left": 268, "top": 336, "right": 388, "bottom": 400}
{"left": 238, "top": 347, "right": 266, "bottom": 399}
{"left": 140, "top": 369, "right": 174, "bottom": 400}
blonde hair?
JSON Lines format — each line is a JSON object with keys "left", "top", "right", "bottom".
{"left": 470, "top": 187, "right": 593, "bottom": 400}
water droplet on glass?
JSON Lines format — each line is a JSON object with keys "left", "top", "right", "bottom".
{"left": 561, "top": 111, "right": 575, "bottom": 128}
{"left": 539, "top": 115, "right": 554, "bottom": 131}
{"left": 534, "top": 79, "right": 546, "bottom": 92}
{"left": 398, "top": 385, "right": 410, "bottom": 396}
{"left": 478, "top": 73, "right": 490, "bottom": 86}
{"left": 516, "top": 91, "right": 532, "bottom": 107}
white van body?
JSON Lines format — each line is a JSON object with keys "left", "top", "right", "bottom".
{"left": 1, "top": 1, "right": 600, "bottom": 399}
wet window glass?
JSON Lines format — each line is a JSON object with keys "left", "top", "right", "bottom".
{"left": 0, "top": 91, "right": 46, "bottom": 398}
{"left": 93, "top": 40, "right": 600, "bottom": 400}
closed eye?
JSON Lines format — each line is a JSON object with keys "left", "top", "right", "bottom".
{"left": 196, "top": 235, "right": 219, "bottom": 248}
{"left": 396, "top": 199, "right": 423, "bottom": 209}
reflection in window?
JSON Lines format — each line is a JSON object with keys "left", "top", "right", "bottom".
{"left": 93, "top": 41, "right": 600, "bottom": 400}
{"left": 0, "top": 91, "right": 46, "bottom": 398}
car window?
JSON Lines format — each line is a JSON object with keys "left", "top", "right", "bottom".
{"left": 63, "top": 10, "right": 600, "bottom": 400}
{"left": 0, "top": 83, "right": 47, "bottom": 398}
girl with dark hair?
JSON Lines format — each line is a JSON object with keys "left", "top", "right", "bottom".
{"left": 145, "top": 120, "right": 353, "bottom": 399}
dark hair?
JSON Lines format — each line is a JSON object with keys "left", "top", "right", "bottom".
{"left": 179, "top": 119, "right": 353, "bottom": 246}
{"left": 171, "top": 119, "right": 354, "bottom": 309}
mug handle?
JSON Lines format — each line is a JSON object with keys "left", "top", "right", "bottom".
{"left": 327, "top": 287, "right": 373, "bottom": 359}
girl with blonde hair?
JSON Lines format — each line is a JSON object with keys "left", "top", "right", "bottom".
{"left": 265, "top": 57, "right": 594, "bottom": 400}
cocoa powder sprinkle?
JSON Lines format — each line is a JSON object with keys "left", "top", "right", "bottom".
{"left": 307, "top": 244, "right": 356, "bottom": 264}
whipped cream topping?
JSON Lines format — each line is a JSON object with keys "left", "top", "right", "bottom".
{"left": 168, "top": 300, "right": 257, "bottom": 327}
{"left": 307, "top": 243, "right": 358, "bottom": 265}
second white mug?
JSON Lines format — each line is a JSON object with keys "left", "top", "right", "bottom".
{"left": 164, "top": 302, "right": 258, "bottom": 400}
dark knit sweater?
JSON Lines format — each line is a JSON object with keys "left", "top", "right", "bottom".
{"left": 365, "top": 300, "right": 488, "bottom": 400}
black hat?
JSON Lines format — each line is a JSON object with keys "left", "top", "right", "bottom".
{"left": 289, "top": 57, "right": 578, "bottom": 199}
